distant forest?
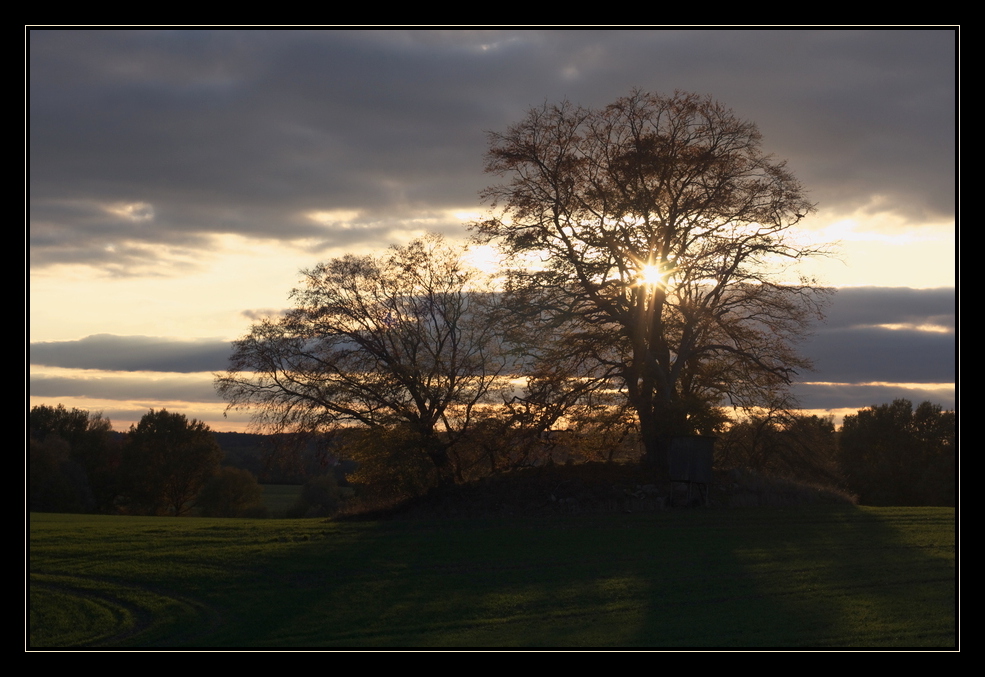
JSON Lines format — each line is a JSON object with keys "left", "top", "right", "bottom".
{"left": 30, "top": 399, "right": 955, "bottom": 517}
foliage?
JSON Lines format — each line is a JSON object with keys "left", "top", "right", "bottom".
{"left": 839, "top": 399, "right": 955, "bottom": 506}
{"left": 30, "top": 403, "right": 108, "bottom": 447}
{"left": 29, "top": 404, "right": 117, "bottom": 512}
{"left": 120, "top": 409, "right": 223, "bottom": 516}
{"left": 476, "top": 90, "right": 829, "bottom": 470}
{"left": 195, "top": 466, "right": 267, "bottom": 518}
{"left": 718, "top": 470, "right": 857, "bottom": 507}
{"left": 217, "top": 235, "right": 515, "bottom": 483}
{"left": 342, "top": 424, "right": 443, "bottom": 505}
{"left": 30, "top": 437, "right": 93, "bottom": 513}
{"left": 241, "top": 431, "right": 345, "bottom": 484}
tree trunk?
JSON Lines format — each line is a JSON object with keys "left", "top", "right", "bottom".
{"left": 634, "top": 394, "right": 691, "bottom": 479}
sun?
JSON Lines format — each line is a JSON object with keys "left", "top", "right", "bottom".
{"left": 637, "top": 263, "right": 665, "bottom": 286}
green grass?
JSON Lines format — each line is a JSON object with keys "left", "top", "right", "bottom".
{"left": 28, "top": 506, "right": 955, "bottom": 648}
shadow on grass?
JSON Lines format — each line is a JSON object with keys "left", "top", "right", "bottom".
{"left": 628, "top": 506, "right": 955, "bottom": 647}
{"left": 29, "top": 508, "right": 955, "bottom": 648}
{"left": 182, "top": 507, "right": 954, "bottom": 648}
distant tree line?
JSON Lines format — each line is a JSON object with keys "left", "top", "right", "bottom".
{"left": 340, "top": 397, "right": 951, "bottom": 508}
{"left": 30, "top": 404, "right": 117, "bottom": 514}
{"left": 29, "top": 397, "right": 954, "bottom": 515}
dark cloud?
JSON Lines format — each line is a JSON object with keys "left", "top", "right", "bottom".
{"left": 29, "top": 372, "right": 219, "bottom": 403}
{"left": 798, "top": 286, "right": 955, "bottom": 384}
{"left": 818, "top": 286, "right": 954, "bottom": 331}
{"left": 30, "top": 29, "right": 955, "bottom": 271}
{"left": 29, "top": 334, "right": 232, "bottom": 373}
{"left": 793, "top": 382, "right": 954, "bottom": 411}
{"left": 788, "top": 285, "right": 955, "bottom": 411}
{"left": 803, "top": 325, "right": 953, "bottom": 383}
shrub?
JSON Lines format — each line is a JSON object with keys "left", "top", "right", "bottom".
{"left": 196, "top": 466, "right": 266, "bottom": 517}
{"left": 29, "top": 437, "right": 94, "bottom": 513}
{"left": 719, "top": 411, "right": 843, "bottom": 487}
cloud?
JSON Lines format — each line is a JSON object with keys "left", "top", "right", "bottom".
{"left": 30, "top": 334, "right": 232, "bottom": 373}
{"left": 786, "top": 286, "right": 955, "bottom": 411}
{"left": 797, "top": 286, "right": 955, "bottom": 384}
{"left": 803, "top": 326, "right": 953, "bottom": 383}
{"left": 30, "top": 371, "right": 219, "bottom": 403}
{"left": 30, "top": 29, "right": 955, "bottom": 273}
{"left": 792, "top": 382, "right": 954, "bottom": 411}
{"left": 27, "top": 288, "right": 955, "bottom": 383}
{"left": 819, "top": 286, "right": 955, "bottom": 331}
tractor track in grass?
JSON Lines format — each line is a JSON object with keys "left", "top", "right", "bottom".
{"left": 29, "top": 573, "right": 224, "bottom": 648}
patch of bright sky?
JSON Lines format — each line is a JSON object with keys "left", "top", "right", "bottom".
{"left": 869, "top": 323, "right": 952, "bottom": 333}
{"left": 30, "top": 233, "right": 328, "bottom": 342}
{"left": 305, "top": 209, "right": 364, "bottom": 228}
{"left": 799, "top": 381, "right": 955, "bottom": 390}
{"left": 105, "top": 201, "right": 155, "bottom": 222}
{"left": 791, "top": 208, "right": 955, "bottom": 289}
{"left": 28, "top": 366, "right": 241, "bottom": 431}
{"left": 30, "top": 208, "right": 487, "bottom": 343}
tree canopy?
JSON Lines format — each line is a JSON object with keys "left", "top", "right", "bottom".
{"left": 476, "top": 89, "right": 829, "bottom": 469}
{"left": 121, "top": 409, "right": 222, "bottom": 515}
{"left": 839, "top": 399, "right": 955, "bottom": 506}
{"left": 29, "top": 404, "right": 117, "bottom": 513}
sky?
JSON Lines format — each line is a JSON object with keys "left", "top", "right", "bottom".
{"left": 28, "top": 28, "right": 957, "bottom": 432}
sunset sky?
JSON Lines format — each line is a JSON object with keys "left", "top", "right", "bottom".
{"left": 29, "top": 29, "right": 956, "bottom": 432}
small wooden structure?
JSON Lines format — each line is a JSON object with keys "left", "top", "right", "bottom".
{"left": 668, "top": 436, "right": 715, "bottom": 507}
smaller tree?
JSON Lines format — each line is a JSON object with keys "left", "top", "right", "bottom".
{"left": 30, "top": 436, "right": 91, "bottom": 513}
{"left": 216, "top": 234, "right": 515, "bottom": 485}
{"left": 121, "top": 409, "right": 223, "bottom": 516}
{"left": 343, "top": 424, "right": 442, "bottom": 504}
{"left": 839, "top": 400, "right": 955, "bottom": 506}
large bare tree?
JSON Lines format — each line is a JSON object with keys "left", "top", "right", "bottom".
{"left": 216, "top": 234, "right": 513, "bottom": 482}
{"left": 476, "top": 90, "right": 830, "bottom": 470}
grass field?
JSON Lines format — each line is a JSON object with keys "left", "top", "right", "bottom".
{"left": 28, "top": 506, "right": 956, "bottom": 648}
